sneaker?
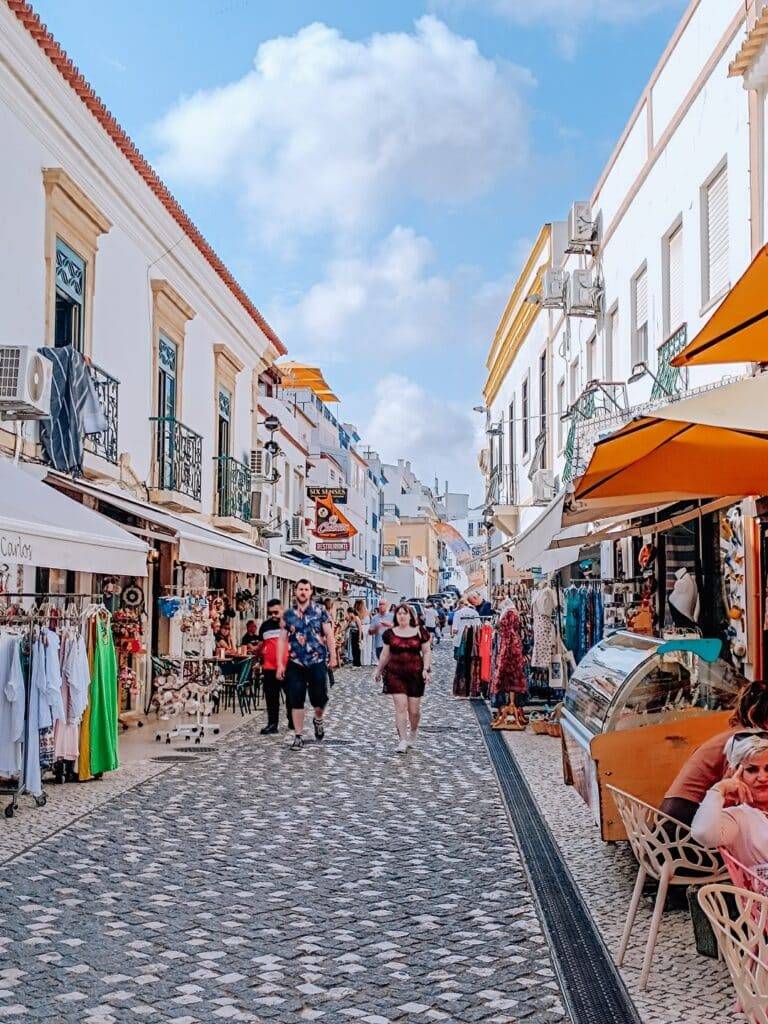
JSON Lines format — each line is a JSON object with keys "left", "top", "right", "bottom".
{"left": 290, "top": 734, "right": 304, "bottom": 751}
{"left": 396, "top": 739, "right": 408, "bottom": 754}
{"left": 407, "top": 734, "right": 417, "bottom": 749}
{"left": 313, "top": 717, "right": 325, "bottom": 742}
{"left": 260, "top": 724, "right": 278, "bottom": 735}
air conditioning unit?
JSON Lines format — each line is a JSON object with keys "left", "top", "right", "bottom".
{"left": 250, "top": 448, "right": 273, "bottom": 482}
{"left": 567, "top": 201, "right": 599, "bottom": 252}
{"left": 0, "top": 347, "right": 52, "bottom": 420}
{"left": 566, "top": 269, "right": 603, "bottom": 318}
{"left": 532, "top": 469, "right": 556, "bottom": 505}
{"left": 289, "top": 514, "right": 307, "bottom": 547}
{"left": 540, "top": 269, "right": 568, "bottom": 309}
{"left": 249, "top": 488, "right": 271, "bottom": 526}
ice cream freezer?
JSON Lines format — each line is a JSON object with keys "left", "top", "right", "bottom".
{"left": 559, "top": 631, "right": 741, "bottom": 840}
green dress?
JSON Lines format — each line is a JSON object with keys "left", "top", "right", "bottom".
{"left": 89, "top": 614, "right": 119, "bottom": 775}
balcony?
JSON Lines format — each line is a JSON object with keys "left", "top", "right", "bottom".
{"left": 488, "top": 466, "right": 519, "bottom": 538}
{"left": 383, "top": 503, "right": 401, "bottom": 520}
{"left": 84, "top": 363, "right": 119, "bottom": 465}
{"left": 213, "top": 455, "right": 252, "bottom": 534}
{"left": 652, "top": 323, "right": 688, "bottom": 399}
{"left": 149, "top": 416, "right": 203, "bottom": 512}
{"left": 382, "top": 543, "right": 402, "bottom": 563}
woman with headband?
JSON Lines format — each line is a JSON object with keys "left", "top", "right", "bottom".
{"left": 691, "top": 731, "right": 768, "bottom": 867}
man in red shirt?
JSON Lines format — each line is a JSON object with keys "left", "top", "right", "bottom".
{"left": 258, "top": 599, "right": 290, "bottom": 735}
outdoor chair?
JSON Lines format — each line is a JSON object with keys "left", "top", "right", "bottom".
{"left": 608, "top": 785, "right": 727, "bottom": 991}
{"left": 722, "top": 850, "right": 768, "bottom": 900}
{"left": 698, "top": 883, "right": 768, "bottom": 1023}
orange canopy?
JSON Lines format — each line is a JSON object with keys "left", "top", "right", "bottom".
{"left": 673, "top": 244, "right": 768, "bottom": 367}
{"left": 277, "top": 361, "right": 340, "bottom": 403}
{"left": 574, "top": 417, "right": 768, "bottom": 510}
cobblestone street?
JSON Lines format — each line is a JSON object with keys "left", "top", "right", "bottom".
{"left": 0, "top": 647, "right": 567, "bottom": 1024}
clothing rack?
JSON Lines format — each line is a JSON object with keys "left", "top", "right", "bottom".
{"left": 0, "top": 594, "right": 110, "bottom": 819}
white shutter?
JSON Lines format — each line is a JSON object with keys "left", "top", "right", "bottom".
{"left": 604, "top": 307, "right": 617, "bottom": 381}
{"left": 706, "top": 166, "right": 729, "bottom": 300}
{"left": 667, "top": 224, "right": 683, "bottom": 332}
{"left": 634, "top": 268, "right": 648, "bottom": 330}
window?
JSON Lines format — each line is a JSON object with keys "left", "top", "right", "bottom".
{"left": 330, "top": 470, "right": 335, "bottom": 481}
{"left": 632, "top": 265, "right": 649, "bottom": 365}
{"left": 216, "top": 386, "right": 231, "bottom": 459}
{"left": 157, "top": 335, "right": 177, "bottom": 421}
{"left": 586, "top": 333, "right": 597, "bottom": 382}
{"left": 283, "top": 460, "right": 291, "bottom": 509}
{"left": 605, "top": 305, "right": 618, "bottom": 382}
{"left": 665, "top": 221, "right": 684, "bottom": 335}
{"left": 54, "top": 239, "right": 85, "bottom": 350}
{"left": 399, "top": 538, "right": 410, "bottom": 557}
{"left": 468, "top": 522, "right": 474, "bottom": 538}
{"left": 557, "top": 378, "right": 566, "bottom": 451}
{"left": 508, "top": 399, "right": 516, "bottom": 503}
{"left": 294, "top": 470, "right": 303, "bottom": 511}
{"left": 702, "top": 163, "right": 728, "bottom": 304}
{"left": 521, "top": 376, "right": 530, "bottom": 457}
{"left": 569, "top": 356, "right": 580, "bottom": 403}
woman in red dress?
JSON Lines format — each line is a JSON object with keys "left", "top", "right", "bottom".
{"left": 374, "top": 604, "right": 432, "bottom": 754}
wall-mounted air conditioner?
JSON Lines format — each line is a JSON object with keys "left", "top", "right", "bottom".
{"left": 289, "top": 514, "right": 308, "bottom": 547}
{"left": 566, "top": 269, "right": 603, "bottom": 318}
{"left": 567, "top": 201, "right": 599, "bottom": 253}
{"left": 249, "top": 488, "right": 271, "bottom": 526}
{"left": 540, "top": 269, "right": 568, "bottom": 309}
{"left": 0, "top": 347, "right": 52, "bottom": 420}
{"left": 532, "top": 469, "right": 556, "bottom": 505}
{"left": 250, "top": 448, "right": 273, "bottom": 482}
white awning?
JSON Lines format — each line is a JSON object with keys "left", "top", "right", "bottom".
{"left": 52, "top": 478, "right": 269, "bottom": 577}
{"left": 4, "top": 462, "right": 148, "bottom": 576}
{"left": 270, "top": 554, "right": 341, "bottom": 593}
{"left": 513, "top": 493, "right": 584, "bottom": 573}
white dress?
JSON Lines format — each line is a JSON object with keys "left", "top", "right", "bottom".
{"left": 0, "top": 636, "right": 24, "bottom": 777}
{"left": 531, "top": 586, "right": 558, "bottom": 669}
{"left": 360, "top": 617, "right": 373, "bottom": 666}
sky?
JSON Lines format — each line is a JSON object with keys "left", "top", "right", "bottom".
{"left": 32, "top": 0, "right": 688, "bottom": 503}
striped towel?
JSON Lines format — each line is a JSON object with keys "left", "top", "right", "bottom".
{"left": 39, "top": 346, "right": 107, "bottom": 474}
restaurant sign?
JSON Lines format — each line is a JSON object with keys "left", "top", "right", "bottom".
{"left": 0, "top": 533, "right": 33, "bottom": 563}
{"left": 307, "top": 486, "right": 348, "bottom": 503}
{"left": 312, "top": 493, "right": 358, "bottom": 540}
{"left": 316, "top": 541, "right": 350, "bottom": 553}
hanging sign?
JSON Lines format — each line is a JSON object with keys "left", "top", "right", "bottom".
{"left": 316, "top": 541, "right": 350, "bottom": 553}
{"left": 307, "top": 486, "right": 347, "bottom": 503}
{"left": 312, "top": 493, "right": 358, "bottom": 540}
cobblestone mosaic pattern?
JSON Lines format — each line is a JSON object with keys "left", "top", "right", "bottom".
{"left": 505, "top": 728, "right": 741, "bottom": 1024}
{"left": 0, "top": 647, "right": 567, "bottom": 1024}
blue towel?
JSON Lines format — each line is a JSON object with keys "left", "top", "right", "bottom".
{"left": 39, "top": 346, "right": 107, "bottom": 474}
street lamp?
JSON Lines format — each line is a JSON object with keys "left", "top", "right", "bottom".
{"left": 628, "top": 360, "right": 672, "bottom": 395}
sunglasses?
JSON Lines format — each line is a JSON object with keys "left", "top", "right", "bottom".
{"left": 733, "top": 731, "right": 768, "bottom": 742}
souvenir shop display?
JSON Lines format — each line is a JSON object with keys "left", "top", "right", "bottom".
{"left": 560, "top": 631, "right": 741, "bottom": 841}
{"left": 602, "top": 579, "right": 650, "bottom": 633}
{"left": 490, "top": 603, "right": 527, "bottom": 730}
{"left": 0, "top": 595, "right": 120, "bottom": 816}
{"left": 562, "top": 582, "right": 604, "bottom": 664}
{"left": 452, "top": 621, "right": 493, "bottom": 698}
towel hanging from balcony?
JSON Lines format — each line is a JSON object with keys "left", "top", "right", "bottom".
{"left": 39, "top": 345, "right": 107, "bottom": 474}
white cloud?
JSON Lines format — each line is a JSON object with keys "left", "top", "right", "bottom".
{"left": 270, "top": 225, "right": 514, "bottom": 363}
{"left": 152, "top": 16, "right": 532, "bottom": 240}
{"left": 444, "top": 0, "right": 684, "bottom": 58}
{"left": 363, "top": 375, "right": 485, "bottom": 497}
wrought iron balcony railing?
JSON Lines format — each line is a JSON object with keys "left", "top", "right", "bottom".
{"left": 383, "top": 503, "right": 400, "bottom": 518}
{"left": 150, "top": 416, "right": 202, "bottom": 503}
{"left": 215, "top": 455, "right": 251, "bottom": 521}
{"left": 383, "top": 544, "right": 401, "bottom": 557}
{"left": 84, "top": 363, "right": 119, "bottom": 464}
{"left": 652, "top": 323, "right": 688, "bottom": 399}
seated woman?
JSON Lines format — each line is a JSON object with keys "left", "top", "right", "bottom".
{"left": 661, "top": 678, "right": 768, "bottom": 825}
{"left": 691, "top": 732, "right": 768, "bottom": 867}
{"left": 214, "top": 623, "right": 238, "bottom": 658}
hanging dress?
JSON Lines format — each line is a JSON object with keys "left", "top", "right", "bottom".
{"left": 88, "top": 613, "right": 119, "bottom": 775}
{"left": 491, "top": 609, "right": 526, "bottom": 696}
{"left": 531, "top": 586, "right": 558, "bottom": 669}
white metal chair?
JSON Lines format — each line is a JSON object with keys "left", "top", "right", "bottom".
{"left": 608, "top": 785, "right": 727, "bottom": 990}
{"left": 698, "top": 884, "right": 768, "bottom": 1023}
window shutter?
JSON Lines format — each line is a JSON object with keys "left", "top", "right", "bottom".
{"left": 667, "top": 224, "right": 683, "bottom": 332}
{"left": 605, "top": 308, "right": 617, "bottom": 381}
{"left": 706, "top": 167, "right": 728, "bottom": 300}
{"left": 634, "top": 268, "right": 648, "bottom": 330}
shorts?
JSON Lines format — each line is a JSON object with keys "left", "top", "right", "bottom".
{"left": 285, "top": 660, "right": 329, "bottom": 711}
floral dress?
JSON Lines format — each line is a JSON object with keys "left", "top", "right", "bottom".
{"left": 382, "top": 628, "right": 430, "bottom": 698}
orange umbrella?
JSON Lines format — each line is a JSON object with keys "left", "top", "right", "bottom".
{"left": 573, "top": 373, "right": 768, "bottom": 509}
{"left": 672, "top": 245, "right": 768, "bottom": 367}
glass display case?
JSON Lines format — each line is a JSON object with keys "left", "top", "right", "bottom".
{"left": 560, "top": 631, "right": 743, "bottom": 838}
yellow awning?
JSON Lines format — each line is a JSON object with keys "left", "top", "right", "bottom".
{"left": 673, "top": 245, "right": 768, "bottom": 367}
{"left": 277, "top": 361, "right": 340, "bottom": 403}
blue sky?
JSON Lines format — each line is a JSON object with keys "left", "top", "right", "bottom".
{"left": 33, "top": 0, "right": 687, "bottom": 499}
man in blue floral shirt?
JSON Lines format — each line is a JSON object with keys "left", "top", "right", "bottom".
{"left": 278, "top": 579, "right": 337, "bottom": 751}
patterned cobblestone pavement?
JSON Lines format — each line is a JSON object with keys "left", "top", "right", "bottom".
{"left": 505, "top": 728, "right": 740, "bottom": 1024}
{"left": 0, "top": 647, "right": 567, "bottom": 1024}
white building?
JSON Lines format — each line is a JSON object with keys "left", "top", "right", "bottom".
{"left": 484, "top": 0, "right": 763, "bottom": 592}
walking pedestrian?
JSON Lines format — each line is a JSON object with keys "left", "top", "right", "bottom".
{"left": 345, "top": 607, "right": 363, "bottom": 667}
{"left": 278, "top": 579, "right": 337, "bottom": 751}
{"left": 257, "top": 600, "right": 291, "bottom": 735}
{"left": 369, "top": 598, "right": 394, "bottom": 663}
{"left": 423, "top": 602, "right": 439, "bottom": 645}
{"left": 323, "top": 597, "right": 337, "bottom": 686}
{"left": 355, "top": 599, "right": 373, "bottom": 665}
{"left": 373, "top": 603, "right": 431, "bottom": 754}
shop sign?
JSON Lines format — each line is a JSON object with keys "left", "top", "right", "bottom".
{"left": 307, "top": 486, "right": 348, "bottom": 503}
{"left": 317, "top": 541, "right": 350, "bottom": 553}
{"left": 0, "top": 533, "right": 33, "bottom": 563}
{"left": 313, "top": 493, "right": 358, "bottom": 540}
